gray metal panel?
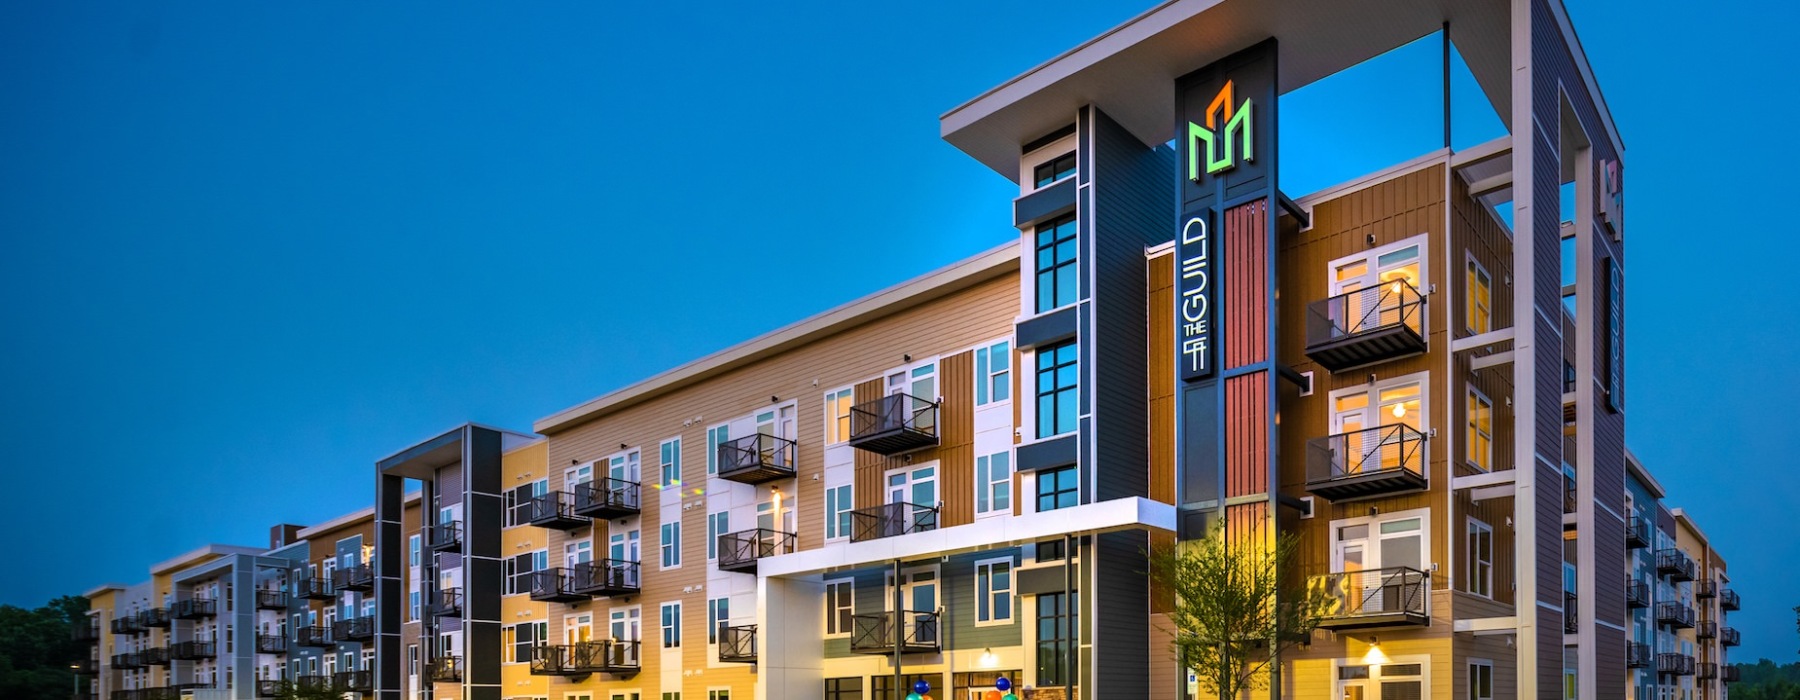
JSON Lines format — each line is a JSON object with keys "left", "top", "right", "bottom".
{"left": 1014, "top": 177, "right": 1078, "bottom": 229}
{"left": 1015, "top": 305, "right": 1078, "bottom": 350}
{"left": 1017, "top": 565, "right": 1077, "bottom": 597}
{"left": 1093, "top": 530, "right": 1148, "bottom": 698}
{"left": 1016, "top": 434, "right": 1078, "bottom": 473}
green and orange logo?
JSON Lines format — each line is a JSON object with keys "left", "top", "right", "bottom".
{"left": 1187, "top": 80, "right": 1254, "bottom": 182}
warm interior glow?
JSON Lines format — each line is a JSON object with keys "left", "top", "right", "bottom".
{"left": 1362, "top": 638, "right": 1390, "bottom": 665}
{"left": 1391, "top": 403, "right": 1407, "bottom": 418}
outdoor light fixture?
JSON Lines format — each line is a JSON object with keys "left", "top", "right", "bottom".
{"left": 1391, "top": 403, "right": 1407, "bottom": 418}
{"left": 1362, "top": 637, "right": 1389, "bottom": 665}
{"left": 771, "top": 395, "right": 780, "bottom": 404}
{"left": 979, "top": 648, "right": 998, "bottom": 668}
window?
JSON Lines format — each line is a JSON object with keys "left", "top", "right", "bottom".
{"left": 1034, "top": 214, "right": 1079, "bottom": 313}
{"left": 660, "top": 603, "right": 681, "bottom": 648}
{"left": 1467, "top": 258, "right": 1492, "bottom": 334}
{"left": 1469, "top": 660, "right": 1494, "bottom": 700}
{"left": 706, "top": 597, "right": 729, "bottom": 645}
{"left": 1037, "top": 466, "right": 1079, "bottom": 512}
{"left": 1468, "top": 519, "right": 1493, "bottom": 598}
{"left": 505, "top": 622, "right": 545, "bottom": 664}
{"left": 1467, "top": 386, "right": 1493, "bottom": 471}
{"left": 976, "top": 452, "right": 1012, "bottom": 516}
{"left": 1035, "top": 341, "right": 1079, "bottom": 438}
{"left": 709, "top": 691, "right": 730, "bottom": 700}
{"left": 824, "top": 388, "right": 854, "bottom": 443}
{"left": 825, "top": 677, "right": 863, "bottom": 700}
{"left": 408, "top": 588, "right": 419, "bottom": 621}
{"left": 408, "top": 535, "right": 420, "bottom": 567}
{"left": 975, "top": 559, "right": 1013, "bottom": 624}
{"left": 504, "top": 479, "right": 547, "bottom": 527}
{"left": 662, "top": 694, "right": 681, "bottom": 700}
{"left": 824, "top": 484, "right": 853, "bottom": 540}
{"left": 974, "top": 340, "right": 1012, "bottom": 406}
{"left": 706, "top": 512, "right": 729, "bottom": 561}
{"left": 1033, "top": 151, "right": 1076, "bottom": 188}
{"left": 824, "top": 580, "right": 853, "bottom": 637}
{"left": 705, "top": 425, "right": 728, "bottom": 475}
{"left": 1035, "top": 591, "right": 1078, "bottom": 686}
{"left": 504, "top": 550, "right": 547, "bottom": 596}
{"left": 660, "top": 439, "right": 681, "bottom": 488}
{"left": 660, "top": 522, "right": 681, "bottom": 568}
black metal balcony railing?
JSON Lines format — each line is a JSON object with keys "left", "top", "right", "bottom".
{"left": 1656, "top": 602, "right": 1696, "bottom": 629}
{"left": 1625, "top": 579, "right": 1652, "bottom": 609}
{"left": 572, "top": 639, "right": 640, "bottom": 674}
{"left": 139, "top": 608, "right": 170, "bottom": 628}
{"left": 1625, "top": 516, "right": 1651, "bottom": 549}
{"left": 1721, "top": 626, "right": 1741, "bottom": 647}
{"left": 1697, "top": 620, "right": 1717, "bottom": 639}
{"left": 74, "top": 658, "right": 98, "bottom": 675}
{"left": 716, "top": 433, "right": 798, "bottom": 484}
{"left": 333, "top": 565, "right": 373, "bottom": 592}
{"left": 430, "top": 587, "right": 463, "bottom": 618}
{"left": 334, "top": 616, "right": 374, "bottom": 642}
{"left": 848, "top": 393, "right": 941, "bottom": 455}
{"left": 1719, "top": 588, "right": 1740, "bottom": 611}
{"left": 1311, "top": 567, "right": 1431, "bottom": 631}
{"left": 571, "top": 560, "right": 641, "bottom": 597}
{"left": 296, "top": 675, "right": 330, "bottom": 692}
{"left": 171, "top": 683, "right": 211, "bottom": 694}
{"left": 718, "top": 624, "right": 758, "bottom": 663}
{"left": 1695, "top": 579, "right": 1718, "bottom": 599}
{"left": 141, "top": 688, "right": 178, "bottom": 700}
{"left": 849, "top": 501, "right": 940, "bottom": 542}
{"left": 1304, "top": 424, "right": 1427, "bottom": 500}
{"left": 1658, "top": 653, "right": 1696, "bottom": 676}
{"left": 296, "top": 625, "right": 333, "bottom": 648}
{"left": 141, "top": 646, "right": 170, "bottom": 666}
{"left": 171, "top": 640, "right": 215, "bottom": 660}
{"left": 1564, "top": 593, "right": 1579, "bottom": 634}
{"left": 1698, "top": 662, "right": 1719, "bottom": 680}
{"left": 170, "top": 598, "right": 215, "bottom": 620}
{"left": 428, "top": 656, "right": 463, "bottom": 683}
{"left": 256, "top": 589, "right": 288, "bottom": 610}
{"left": 110, "top": 652, "right": 143, "bottom": 670}
{"left": 295, "top": 577, "right": 333, "bottom": 600}
{"left": 530, "top": 644, "right": 582, "bottom": 676}
{"left": 1724, "top": 665, "right": 1742, "bottom": 683}
{"left": 1656, "top": 549, "right": 1697, "bottom": 582}
{"left": 430, "top": 521, "right": 463, "bottom": 553}
{"left": 849, "top": 610, "right": 942, "bottom": 655}
{"left": 110, "top": 615, "right": 144, "bottom": 635}
{"left": 716, "top": 528, "right": 797, "bottom": 574}
{"left": 333, "top": 671, "right": 373, "bottom": 693}
{"left": 1626, "top": 642, "right": 1653, "bottom": 668}
{"left": 573, "top": 477, "right": 642, "bottom": 520}
{"left": 1304, "top": 279, "right": 1427, "bottom": 372}
{"left": 73, "top": 621, "right": 100, "bottom": 643}
{"left": 255, "top": 680, "right": 280, "bottom": 698}
{"left": 528, "top": 490, "right": 591, "bottom": 531}
{"left": 528, "top": 568, "right": 589, "bottom": 603}
{"left": 256, "top": 633, "right": 286, "bottom": 654}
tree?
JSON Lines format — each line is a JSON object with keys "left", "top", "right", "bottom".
{"left": 1145, "top": 528, "right": 1332, "bottom": 700}
{"left": 0, "top": 595, "right": 90, "bottom": 700}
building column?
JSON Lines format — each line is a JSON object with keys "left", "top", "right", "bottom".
{"left": 755, "top": 575, "right": 824, "bottom": 700}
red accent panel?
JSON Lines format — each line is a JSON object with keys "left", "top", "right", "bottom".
{"left": 1226, "top": 501, "right": 1268, "bottom": 546}
{"left": 1224, "top": 200, "right": 1268, "bottom": 368}
{"left": 1225, "top": 372, "right": 1269, "bottom": 497}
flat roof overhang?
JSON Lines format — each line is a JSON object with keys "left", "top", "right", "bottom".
{"left": 941, "top": 0, "right": 1517, "bottom": 181}
{"left": 378, "top": 423, "right": 537, "bottom": 480}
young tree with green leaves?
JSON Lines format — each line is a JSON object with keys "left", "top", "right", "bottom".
{"left": 0, "top": 595, "right": 90, "bottom": 700}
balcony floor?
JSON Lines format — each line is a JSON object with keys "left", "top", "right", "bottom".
{"left": 716, "top": 464, "right": 795, "bottom": 485}
{"left": 1306, "top": 468, "right": 1427, "bottom": 501}
{"left": 1315, "top": 611, "right": 1430, "bottom": 632}
{"left": 1305, "top": 324, "right": 1426, "bottom": 373}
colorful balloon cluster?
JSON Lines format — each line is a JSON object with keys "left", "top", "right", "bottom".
{"left": 904, "top": 679, "right": 932, "bottom": 700}
{"left": 980, "top": 676, "right": 1020, "bottom": 700}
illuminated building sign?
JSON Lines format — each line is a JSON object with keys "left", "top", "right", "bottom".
{"left": 1178, "top": 209, "right": 1215, "bottom": 381}
{"left": 1187, "top": 80, "right": 1255, "bottom": 182}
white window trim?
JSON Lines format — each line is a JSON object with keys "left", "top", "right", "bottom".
{"left": 1331, "top": 653, "right": 1432, "bottom": 700}
{"left": 1328, "top": 505, "right": 1433, "bottom": 575}
{"left": 1324, "top": 369, "right": 1432, "bottom": 485}
{"left": 659, "top": 521, "right": 682, "bottom": 571}
{"left": 969, "top": 337, "right": 1014, "bottom": 408}
{"left": 974, "top": 450, "right": 1013, "bottom": 519}
{"left": 1468, "top": 658, "right": 1495, "bottom": 700}
{"left": 659, "top": 602, "right": 682, "bottom": 649}
{"left": 822, "top": 385, "right": 855, "bottom": 445}
{"left": 1325, "top": 232, "right": 1431, "bottom": 336}
{"left": 1466, "top": 383, "right": 1493, "bottom": 473}
{"left": 973, "top": 557, "right": 1015, "bottom": 627}
{"left": 824, "top": 483, "right": 853, "bottom": 543}
{"left": 1465, "top": 252, "right": 1493, "bottom": 335}
{"left": 706, "top": 511, "right": 728, "bottom": 562}
{"left": 1019, "top": 135, "right": 1078, "bottom": 194}
{"left": 705, "top": 422, "right": 730, "bottom": 476}
{"left": 823, "top": 578, "right": 854, "bottom": 639}
{"left": 1468, "top": 518, "right": 1494, "bottom": 599}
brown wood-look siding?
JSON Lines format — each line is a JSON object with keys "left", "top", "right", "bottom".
{"left": 851, "top": 351, "right": 975, "bottom": 521}
{"left": 1226, "top": 373, "right": 1268, "bottom": 498}
{"left": 1148, "top": 251, "right": 1176, "bottom": 506}
{"left": 852, "top": 378, "right": 886, "bottom": 511}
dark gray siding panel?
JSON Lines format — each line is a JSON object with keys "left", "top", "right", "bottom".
{"left": 1016, "top": 434, "right": 1078, "bottom": 473}
{"left": 1015, "top": 306, "right": 1078, "bottom": 350}
{"left": 1015, "top": 178, "right": 1078, "bottom": 229}
{"left": 1093, "top": 530, "right": 1149, "bottom": 697}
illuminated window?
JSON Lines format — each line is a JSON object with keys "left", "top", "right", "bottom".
{"left": 824, "top": 388, "right": 853, "bottom": 443}
{"left": 1467, "top": 386, "right": 1493, "bottom": 471}
{"left": 1467, "top": 258, "right": 1492, "bottom": 334}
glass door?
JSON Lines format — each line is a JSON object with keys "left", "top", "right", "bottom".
{"left": 609, "top": 452, "right": 638, "bottom": 484}
{"left": 565, "top": 613, "right": 591, "bottom": 645}
{"left": 900, "top": 569, "right": 938, "bottom": 644}
{"left": 1375, "top": 383, "right": 1422, "bottom": 472}
{"left": 888, "top": 362, "right": 938, "bottom": 433}
{"left": 610, "top": 530, "right": 640, "bottom": 563}
{"left": 610, "top": 608, "right": 640, "bottom": 642}
{"left": 565, "top": 540, "right": 591, "bottom": 568}
{"left": 886, "top": 465, "right": 938, "bottom": 534}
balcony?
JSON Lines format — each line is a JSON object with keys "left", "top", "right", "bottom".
{"left": 573, "top": 477, "right": 641, "bottom": 520}
{"left": 1721, "top": 626, "right": 1740, "bottom": 647}
{"left": 1626, "top": 642, "right": 1653, "bottom": 668}
{"left": 1656, "top": 549, "right": 1697, "bottom": 582}
{"left": 717, "top": 528, "right": 797, "bottom": 574}
{"left": 528, "top": 568, "right": 589, "bottom": 603}
{"left": 296, "top": 676, "right": 331, "bottom": 692}
{"left": 718, "top": 624, "right": 757, "bottom": 664}
{"left": 110, "top": 615, "right": 143, "bottom": 635}
{"left": 1720, "top": 588, "right": 1740, "bottom": 611}
{"left": 334, "top": 616, "right": 374, "bottom": 642}
{"left": 571, "top": 560, "right": 640, "bottom": 598}
{"left": 296, "top": 625, "right": 333, "bottom": 648}
{"left": 1697, "top": 620, "right": 1717, "bottom": 639}
{"left": 333, "top": 565, "right": 373, "bottom": 592}
{"left": 430, "top": 588, "right": 463, "bottom": 618}
{"left": 256, "top": 633, "right": 286, "bottom": 654}
{"left": 570, "top": 639, "right": 640, "bottom": 675}
{"left": 255, "top": 589, "right": 288, "bottom": 610}
{"left": 110, "top": 652, "right": 143, "bottom": 670}
{"left": 1697, "top": 662, "right": 1718, "bottom": 680}
{"left": 333, "top": 671, "right": 373, "bottom": 693}
{"left": 170, "top": 598, "right": 215, "bottom": 620}
{"left": 1304, "top": 424, "right": 1427, "bottom": 501}
{"left": 295, "top": 577, "right": 333, "bottom": 600}
{"left": 1625, "top": 517, "right": 1651, "bottom": 549}
{"left": 1724, "top": 666, "right": 1742, "bottom": 683}
{"left": 848, "top": 393, "right": 940, "bottom": 455}
{"left": 74, "top": 658, "right": 98, "bottom": 675}
{"left": 716, "top": 433, "right": 798, "bottom": 485}
{"left": 170, "top": 640, "right": 215, "bottom": 660}
{"left": 529, "top": 644, "right": 586, "bottom": 677}
{"left": 528, "top": 491, "right": 590, "bottom": 531}
{"left": 1303, "top": 280, "right": 1427, "bottom": 372}
{"left": 428, "top": 656, "right": 463, "bottom": 683}
{"left": 1658, "top": 653, "right": 1695, "bottom": 677}
{"left": 255, "top": 680, "right": 280, "bottom": 698}
{"left": 1563, "top": 476, "right": 1577, "bottom": 514}
{"left": 1656, "top": 602, "right": 1696, "bottom": 629}
{"left": 1625, "top": 580, "right": 1651, "bottom": 609}
{"left": 1695, "top": 579, "right": 1717, "bottom": 598}
{"left": 849, "top": 610, "right": 941, "bottom": 655}
{"left": 1311, "top": 567, "right": 1431, "bottom": 631}
{"left": 73, "top": 621, "right": 99, "bottom": 643}
{"left": 142, "top": 646, "right": 170, "bottom": 666}
{"left": 1563, "top": 593, "right": 1578, "bottom": 634}
{"left": 139, "top": 608, "right": 170, "bottom": 628}
{"left": 849, "top": 501, "right": 939, "bottom": 542}
{"left": 430, "top": 521, "right": 463, "bottom": 553}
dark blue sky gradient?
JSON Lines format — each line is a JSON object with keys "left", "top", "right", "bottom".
{"left": 3, "top": 0, "right": 1795, "bottom": 661}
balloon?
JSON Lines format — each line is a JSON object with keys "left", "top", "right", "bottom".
{"left": 984, "top": 692, "right": 1002, "bottom": 700}
{"left": 914, "top": 680, "right": 932, "bottom": 695}
{"left": 905, "top": 694, "right": 921, "bottom": 700}
{"left": 1002, "top": 695, "right": 1018, "bottom": 700}
{"left": 995, "top": 677, "right": 1012, "bottom": 692}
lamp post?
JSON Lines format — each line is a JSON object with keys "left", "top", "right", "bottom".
{"left": 67, "top": 664, "right": 78, "bottom": 700}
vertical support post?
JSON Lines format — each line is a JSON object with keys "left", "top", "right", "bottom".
{"left": 1065, "top": 533, "right": 1075, "bottom": 700}
{"left": 893, "top": 558, "right": 903, "bottom": 700}
{"left": 1443, "top": 21, "right": 1452, "bottom": 150}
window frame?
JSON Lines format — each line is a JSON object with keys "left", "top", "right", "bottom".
{"left": 1035, "top": 465, "right": 1079, "bottom": 512}
{"left": 659, "top": 521, "right": 682, "bottom": 570}
{"left": 823, "top": 387, "right": 854, "bottom": 444}
{"left": 705, "top": 511, "right": 728, "bottom": 562}
{"left": 1468, "top": 518, "right": 1494, "bottom": 599}
{"left": 1468, "top": 659, "right": 1494, "bottom": 700}
{"left": 975, "top": 451, "right": 1012, "bottom": 517}
{"left": 705, "top": 424, "right": 729, "bottom": 476}
{"left": 974, "top": 557, "right": 1014, "bottom": 626}
{"left": 823, "top": 578, "right": 854, "bottom": 638}
{"left": 974, "top": 340, "right": 1012, "bottom": 407}
{"left": 1031, "top": 151, "right": 1076, "bottom": 189}
{"left": 1466, "top": 384, "right": 1494, "bottom": 472}
{"left": 1032, "top": 214, "right": 1079, "bottom": 314}
{"left": 657, "top": 439, "right": 680, "bottom": 488}
{"left": 706, "top": 596, "right": 729, "bottom": 646}
{"left": 1466, "top": 254, "right": 1493, "bottom": 335}
{"left": 660, "top": 602, "right": 682, "bottom": 649}
{"left": 1034, "top": 341, "right": 1079, "bottom": 439}
{"left": 824, "top": 484, "right": 853, "bottom": 542}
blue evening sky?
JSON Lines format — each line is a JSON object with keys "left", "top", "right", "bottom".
{"left": 3, "top": 0, "right": 1795, "bottom": 660}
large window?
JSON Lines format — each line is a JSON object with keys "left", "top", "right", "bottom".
{"left": 1033, "top": 151, "right": 1076, "bottom": 189}
{"left": 825, "top": 678, "right": 863, "bottom": 700}
{"left": 975, "top": 559, "right": 1013, "bottom": 625}
{"left": 706, "top": 512, "right": 729, "bottom": 561}
{"left": 824, "top": 388, "right": 853, "bottom": 443}
{"left": 504, "top": 622, "right": 544, "bottom": 664}
{"left": 1469, "top": 660, "right": 1494, "bottom": 700}
{"left": 1036, "top": 466, "right": 1078, "bottom": 512}
{"left": 1035, "top": 341, "right": 1078, "bottom": 438}
{"left": 976, "top": 452, "right": 1011, "bottom": 516}
{"left": 503, "top": 479, "right": 547, "bottom": 527}
{"left": 503, "top": 550, "right": 547, "bottom": 596}
{"left": 824, "top": 485, "right": 853, "bottom": 541}
{"left": 409, "top": 535, "right": 420, "bottom": 567}
{"left": 659, "top": 439, "right": 680, "bottom": 488}
{"left": 1034, "top": 214, "right": 1079, "bottom": 313}
{"left": 824, "top": 580, "right": 853, "bottom": 637}
{"left": 975, "top": 341, "right": 1011, "bottom": 406}
{"left": 660, "top": 522, "right": 681, "bottom": 569}
{"left": 1468, "top": 519, "right": 1493, "bottom": 599}
{"left": 1467, "top": 386, "right": 1493, "bottom": 471}
{"left": 1467, "top": 258, "right": 1492, "bottom": 334}
{"left": 706, "top": 597, "right": 728, "bottom": 645}
{"left": 1035, "top": 591, "right": 1078, "bottom": 687}
{"left": 660, "top": 602, "right": 681, "bottom": 649}
{"left": 706, "top": 425, "right": 729, "bottom": 475}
